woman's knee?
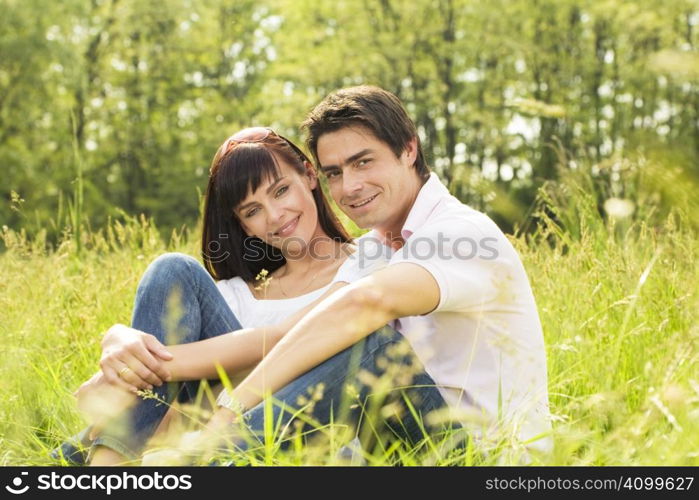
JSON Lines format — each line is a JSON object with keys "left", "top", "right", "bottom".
{"left": 140, "top": 252, "right": 203, "bottom": 286}
{"left": 149, "top": 252, "right": 199, "bottom": 275}
{"left": 134, "top": 253, "right": 202, "bottom": 301}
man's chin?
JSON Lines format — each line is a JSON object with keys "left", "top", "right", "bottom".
{"left": 346, "top": 214, "right": 375, "bottom": 230}
{"left": 338, "top": 205, "right": 382, "bottom": 230}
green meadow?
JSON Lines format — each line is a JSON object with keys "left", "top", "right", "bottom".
{"left": 2, "top": 0, "right": 698, "bottom": 466}
{"left": 1, "top": 168, "right": 696, "bottom": 466}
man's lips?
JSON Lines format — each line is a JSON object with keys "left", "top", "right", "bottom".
{"left": 347, "top": 193, "right": 379, "bottom": 209}
{"left": 273, "top": 215, "right": 300, "bottom": 237}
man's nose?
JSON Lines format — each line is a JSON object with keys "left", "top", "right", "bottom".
{"left": 342, "top": 170, "right": 363, "bottom": 197}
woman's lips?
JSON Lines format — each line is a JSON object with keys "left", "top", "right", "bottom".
{"left": 274, "top": 215, "right": 300, "bottom": 237}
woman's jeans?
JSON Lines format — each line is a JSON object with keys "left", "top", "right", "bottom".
{"left": 52, "top": 253, "right": 454, "bottom": 464}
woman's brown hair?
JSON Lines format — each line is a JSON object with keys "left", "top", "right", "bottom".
{"left": 201, "top": 130, "right": 351, "bottom": 282}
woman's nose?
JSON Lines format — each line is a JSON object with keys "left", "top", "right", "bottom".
{"left": 266, "top": 204, "right": 285, "bottom": 225}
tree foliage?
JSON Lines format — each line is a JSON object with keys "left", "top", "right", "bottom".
{"left": 2, "top": 0, "right": 697, "bottom": 240}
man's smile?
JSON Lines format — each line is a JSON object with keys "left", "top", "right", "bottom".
{"left": 347, "top": 193, "right": 379, "bottom": 209}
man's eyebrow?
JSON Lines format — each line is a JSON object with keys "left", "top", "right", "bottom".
{"left": 236, "top": 176, "right": 286, "bottom": 211}
{"left": 320, "top": 149, "right": 374, "bottom": 171}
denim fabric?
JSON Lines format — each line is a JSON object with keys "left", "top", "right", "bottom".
{"left": 229, "top": 325, "right": 454, "bottom": 458}
{"left": 52, "top": 253, "right": 454, "bottom": 465}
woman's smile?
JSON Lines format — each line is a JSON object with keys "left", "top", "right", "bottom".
{"left": 273, "top": 215, "right": 300, "bottom": 237}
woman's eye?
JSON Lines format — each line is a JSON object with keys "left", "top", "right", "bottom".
{"left": 275, "top": 185, "right": 289, "bottom": 197}
{"left": 245, "top": 207, "right": 259, "bottom": 218}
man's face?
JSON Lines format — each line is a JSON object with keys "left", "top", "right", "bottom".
{"left": 316, "top": 126, "right": 420, "bottom": 236}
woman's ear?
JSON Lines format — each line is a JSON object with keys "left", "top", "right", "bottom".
{"left": 304, "top": 161, "right": 318, "bottom": 190}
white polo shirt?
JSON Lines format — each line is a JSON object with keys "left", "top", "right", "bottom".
{"left": 334, "top": 173, "right": 552, "bottom": 453}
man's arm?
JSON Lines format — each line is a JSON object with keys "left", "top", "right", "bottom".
{"left": 219, "top": 262, "right": 440, "bottom": 414}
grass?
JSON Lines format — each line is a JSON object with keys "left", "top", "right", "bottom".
{"left": 0, "top": 174, "right": 697, "bottom": 466}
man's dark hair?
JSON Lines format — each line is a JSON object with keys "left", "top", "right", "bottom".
{"left": 302, "top": 85, "right": 429, "bottom": 181}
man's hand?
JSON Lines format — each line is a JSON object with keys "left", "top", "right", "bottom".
{"left": 100, "top": 324, "right": 174, "bottom": 391}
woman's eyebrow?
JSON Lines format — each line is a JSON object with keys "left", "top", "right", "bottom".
{"left": 265, "top": 176, "right": 287, "bottom": 194}
{"left": 236, "top": 176, "right": 288, "bottom": 211}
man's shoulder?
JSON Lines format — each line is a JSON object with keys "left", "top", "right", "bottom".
{"left": 403, "top": 197, "right": 520, "bottom": 267}
{"left": 422, "top": 197, "right": 505, "bottom": 240}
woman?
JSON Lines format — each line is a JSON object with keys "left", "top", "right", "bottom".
{"left": 54, "top": 127, "right": 362, "bottom": 465}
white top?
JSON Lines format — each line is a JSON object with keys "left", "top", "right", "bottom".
{"left": 215, "top": 243, "right": 387, "bottom": 329}
{"left": 216, "top": 277, "right": 332, "bottom": 329}
{"left": 335, "top": 173, "right": 552, "bottom": 453}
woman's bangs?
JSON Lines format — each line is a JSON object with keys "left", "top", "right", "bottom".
{"left": 215, "top": 145, "right": 282, "bottom": 210}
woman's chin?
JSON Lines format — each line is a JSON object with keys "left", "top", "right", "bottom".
{"left": 280, "top": 237, "right": 310, "bottom": 259}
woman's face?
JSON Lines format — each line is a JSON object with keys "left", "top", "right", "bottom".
{"left": 234, "top": 155, "right": 320, "bottom": 256}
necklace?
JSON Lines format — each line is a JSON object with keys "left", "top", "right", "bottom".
{"left": 275, "top": 261, "right": 323, "bottom": 298}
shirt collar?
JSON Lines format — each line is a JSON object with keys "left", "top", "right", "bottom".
{"left": 401, "top": 172, "right": 449, "bottom": 240}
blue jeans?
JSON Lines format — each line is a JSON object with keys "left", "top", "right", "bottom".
{"left": 52, "top": 253, "right": 453, "bottom": 464}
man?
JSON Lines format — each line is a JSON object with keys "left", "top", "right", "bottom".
{"left": 76, "top": 86, "right": 551, "bottom": 464}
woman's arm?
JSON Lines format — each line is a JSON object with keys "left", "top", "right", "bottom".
{"left": 164, "top": 282, "right": 347, "bottom": 381}
{"left": 162, "top": 327, "right": 279, "bottom": 381}
{"left": 102, "top": 282, "right": 349, "bottom": 386}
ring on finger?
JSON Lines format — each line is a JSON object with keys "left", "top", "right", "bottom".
{"left": 118, "top": 366, "right": 131, "bottom": 378}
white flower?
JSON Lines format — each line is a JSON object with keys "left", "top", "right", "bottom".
{"left": 604, "top": 197, "right": 635, "bottom": 219}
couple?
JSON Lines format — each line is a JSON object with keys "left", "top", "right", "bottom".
{"left": 54, "top": 85, "right": 551, "bottom": 465}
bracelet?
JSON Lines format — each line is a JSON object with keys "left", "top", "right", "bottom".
{"left": 216, "top": 389, "right": 246, "bottom": 416}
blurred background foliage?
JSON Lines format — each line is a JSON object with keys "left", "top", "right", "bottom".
{"left": 1, "top": 0, "right": 698, "bottom": 244}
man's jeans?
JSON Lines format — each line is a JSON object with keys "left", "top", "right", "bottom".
{"left": 52, "top": 253, "right": 453, "bottom": 464}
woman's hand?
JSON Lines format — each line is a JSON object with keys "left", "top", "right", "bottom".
{"left": 100, "top": 324, "right": 174, "bottom": 391}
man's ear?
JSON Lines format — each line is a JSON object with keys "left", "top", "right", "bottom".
{"left": 304, "top": 160, "right": 318, "bottom": 190}
{"left": 403, "top": 136, "right": 418, "bottom": 166}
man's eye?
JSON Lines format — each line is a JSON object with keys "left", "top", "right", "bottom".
{"left": 357, "top": 158, "right": 371, "bottom": 167}
{"left": 326, "top": 170, "right": 341, "bottom": 179}
{"left": 275, "top": 185, "right": 289, "bottom": 197}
